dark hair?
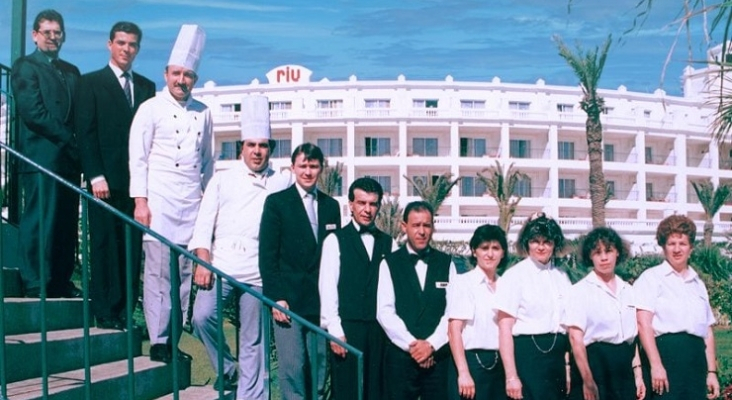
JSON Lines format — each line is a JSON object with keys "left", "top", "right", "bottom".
{"left": 109, "top": 21, "right": 142, "bottom": 43}
{"left": 402, "top": 201, "right": 434, "bottom": 222}
{"left": 515, "top": 212, "right": 565, "bottom": 257}
{"left": 349, "top": 177, "right": 384, "bottom": 202}
{"left": 656, "top": 214, "right": 696, "bottom": 246}
{"left": 579, "top": 227, "right": 629, "bottom": 268}
{"left": 469, "top": 224, "right": 509, "bottom": 270}
{"left": 33, "top": 9, "right": 64, "bottom": 32}
{"left": 290, "top": 142, "right": 324, "bottom": 167}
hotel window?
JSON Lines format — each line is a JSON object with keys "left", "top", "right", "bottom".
{"left": 221, "top": 103, "right": 240, "bottom": 113}
{"left": 509, "top": 139, "right": 531, "bottom": 158}
{"left": 645, "top": 147, "right": 653, "bottom": 164}
{"left": 461, "top": 176, "right": 487, "bottom": 197}
{"left": 413, "top": 99, "right": 439, "bottom": 108}
{"left": 219, "top": 141, "right": 238, "bottom": 160}
{"left": 557, "top": 103, "right": 574, "bottom": 113}
{"left": 558, "top": 178, "right": 576, "bottom": 198}
{"left": 365, "top": 99, "right": 390, "bottom": 108}
{"left": 643, "top": 110, "right": 652, "bottom": 118}
{"left": 514, "top": 176, "right": 532, "bottom": 197}
{"left": 270, "top": 101, "right": 292, "bottom": 110}
{"left": 365, "top": 137, "right": 391, "bottom": 157}
{"left": 413, "top": 138, "right": 438, "bottom": 156}
{"left": 317, "top": 138, "right": 343, "bottom": 157}
{"left": 509, "top": 101, "right": 530, "bottom": 110}
{"left": 604, "top": 144, "right": 615, "bottom": 162}
{"left": 366, "top": 175, "right": 392, "bottom": 194}
{"left": 317, "top": 100, "right": 343, "bottom": 109}
{"left": 409, "top": 175, "right": 439, "bottom": 196}
{"left": 558, "top": 141, "right": 575, "bottom": 160}
{"left": 646, "top": 183, "right": 654, "bottom": 201}
{"left": 460, "top": 138, "right": 486, "bottom": 157}
{"left": 606, "top": 180, "right": 615, "bottom": 199}
{"left": 461, "top": 100, "right": 485, "bottom": 109}
{"left": 601, "top": 107, "right": 614, "bottom": 115}
{"left": 271, "top": 139, "right": 291, "bottom": 159}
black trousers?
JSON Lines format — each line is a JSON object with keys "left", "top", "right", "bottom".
{"left": 567, "top": 341, "right": 636, "bottom": 400}
{"left": 88, "top": 189, "right": 141, "bottom": 320}
{"left": 448, "top": 349, "right": 507, "bottom": 400}
{"left": 383, "top": 343, "right": 450, "bottom": 400}
{"left": 642, "top": 333, "right": 706, "bottom": 400}
{"left": 514, "top": 333, "right": 569, "bottom": 400}
{"left": 330, "top": 320, "right": 386, "bottom": 400}
{"left": 19, "top": 172, "right": 79, "bottom": 294}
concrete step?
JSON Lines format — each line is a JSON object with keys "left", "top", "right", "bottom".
{"left": 7, "top": 356, "right": 191, "bottom": 400}
{"left": 3, "top": 298, "right": 84, "bottom": 335}
{"left": 5, "top": 327, "right": 142, "bottom": 383}
{"left": 155, "top": 385, "right": 234, "bottom": 399}
{"left": 2, "top": 267, "right": 22, "bottom": 297}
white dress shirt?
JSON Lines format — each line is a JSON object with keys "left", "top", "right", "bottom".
{"left": 562, "top": 270, "right": 637, "bottom": 346}
{"left": 634, "top": 261, "right": 715, "bottom": 338}
{"left": 376, "top": 244, "right": 457, "bottom": 352}
{"left": 319, "top": 220, "right": 397, "bottom": 338}
{"left": 188, "top": 163, "right": 291, "bottom": 286}
{"left": 445, "top": 267, "right": 500, "bottom": 350}
{"left": 494, "top": 257, "right": 572, "bottom": 335}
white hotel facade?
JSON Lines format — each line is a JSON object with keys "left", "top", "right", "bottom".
{"left": 194, "top": 47, "right": 732, "bottom": 247}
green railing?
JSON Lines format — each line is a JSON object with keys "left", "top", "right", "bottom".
{"left": 0, "top": 96, "right": 363, "bottom": 400}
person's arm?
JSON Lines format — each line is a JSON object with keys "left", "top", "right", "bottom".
{"left": 192, "top": 248, "right": 214, "bottom": 290}
{"left": 318, "top": 234, "right": 346, "bottom": 357}
{"left": 637, "top": 309, "right": 667, "bottom": 396}
{"left": 129, "top": 101, "right": 154, "bottom": 225}
{"left": 632, "top": 344, "right": 646, "bottom": 400}
{"left": 448, "top": 319, "right": 475, "bottom": 399}
{"left": 705, "top": 326, "right": 720, "bottom": 399}
{"left": 258, "top": 196, "right": 289, "bottom": 323}
{"left": 376, "top": 259, "right": 417, "bottom": 351}
{"left": 567, "top": 327, "right": 598, "bottom": 400}
{"left": 498, "top": 311, "right": 523, "bottom": 400}
{"left": 200, "top": 109, "right": 215, "bottom": 190}
{"left": 189, "top": 175, "right": 220, "bottom": 291}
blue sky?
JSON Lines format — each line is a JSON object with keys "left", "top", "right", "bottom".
{"left": 0, "top": 0, "right": 718, "bottom": 96}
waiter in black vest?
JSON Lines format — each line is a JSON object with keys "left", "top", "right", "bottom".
{"left": 319, "top": 177, "right": 396, "bottom": 400}
{"left": 376, "top": 201, "right": 456, "bottom": 400}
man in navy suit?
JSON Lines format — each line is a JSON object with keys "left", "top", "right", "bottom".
{"left": 11, "top": 9, "right": 81, "bottom": 298}
{"left": 75, "top": 21, "right": 156, "bottom": 329}
{"left": 259, "top": 143, "right": 341, "bottom": 400}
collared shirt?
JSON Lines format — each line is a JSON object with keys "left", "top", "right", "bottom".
{"left": 319, "top": 220, "right": 397, "bottom": 338}
{"left": 494, "top": 257, "right": 572, "bottom": 335}
{"left": 445, "top": 267, "right": 500, "bottom": 350}
{"left": 562, "top": 271, "right": 637, "bottom": 345}
{"left": 634, "top": 261, "right": 715, "bottom": 338}
{"left": 294, "top": 182, "right": 318, "bottom": 211}
{"left": 188, "top": 163, "right": 291, "bottom": 286}
{"left": 108, "top": 62, "right": 134, "bottom": 100}
{"left": 376, "top": 244, "right": 457, "bottom": 351}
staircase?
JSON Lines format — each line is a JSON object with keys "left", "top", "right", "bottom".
{"left": 2, "top": 267, "right": 192, "bottom": 400}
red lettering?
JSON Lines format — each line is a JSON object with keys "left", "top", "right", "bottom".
{"left": 276, "top": 69, "right": 286, "bottom": 83}
{"left": 290, "top": 69, "right": 300, "bottom": 82}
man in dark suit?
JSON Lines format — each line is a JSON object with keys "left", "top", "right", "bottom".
{"left": 11, "top": 9, "right": 81, "bottom": 298}
{"left": 260, "top": 143, "right": 341, "bottom": 400}
{"left": 75, "top": 21, "right": 156, "bottom": 329}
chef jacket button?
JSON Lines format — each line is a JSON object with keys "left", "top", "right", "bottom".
{"left": 198, "top": 132, "right": 201, "bottom": 136}
{"left": 177, "top": 146, "right": 181, "bottom": 149}
{"left": 176, "top": 130, "right": 179, "bottom": 134}
{"left": 194, "top": 164, "right": 197, "bottom": 168}
{"left": 173, "top": 115, "right": 177, "bottom": 118}
{"left": 175, "top": 163, "right": 179, "bottom": 167}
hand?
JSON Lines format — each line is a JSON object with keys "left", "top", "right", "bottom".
{"left": 707, "top": 372, "right": 720, "bottom": 399}
{"left": 582, "top": 378, "right": 599, "bottom": 400}
{"left": 134, "top": 198, "right": 151, "bottom": 227}
{"left": 330, "top": 336, "right": 347, "bottom": 358}
{"left": 506, "top": 376, "right": 523, "bottom": 399}
{"left": 457, "top": 372, "right": 476, "bottom": 399}
{"left": 418, "top": 356, "right": 434, "bottom": 369}
{"left": 408, "top": 340, "right": 434, "bottom": 363}
{"left": 193, "top": 265, "right": 214, "bottom": 290}
{"left": 650, "top": 364, "right": 669, "bottom": 396}
{"left": 272, "top": 300, "right": 291, "bottom": 324}
{"left": 635, "top": 371, "right": 646, "bottom": 399}
{"left": 91, "top": 179, "right": 110, "bottom": 199}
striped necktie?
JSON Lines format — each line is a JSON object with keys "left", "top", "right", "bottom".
{"left": 122, "top": 71, "right": 132, "bottom": 108}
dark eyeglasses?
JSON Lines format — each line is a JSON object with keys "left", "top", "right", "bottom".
{"left": 37, "top": 30, "right": 64, "bottom": 39}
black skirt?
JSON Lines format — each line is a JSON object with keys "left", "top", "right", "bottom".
{"left": 567, "top": 341, "right": 636, "bottom": 400}
{"left": 641, "top": 332, "right": 706, "bottom": 400}
{"left": 448, "top": 349, "right": 507, "bottom": 400}
{"left": 514, "top": 333, "right": 569, "bottom": 400}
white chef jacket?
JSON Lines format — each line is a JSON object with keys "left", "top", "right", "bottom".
{"left": 445, "top": 267, "right": 500, "bottom": 351}
{"left": 129, "top": 89, "right": 214, "bottom": 244}
{"left": 188, "top": 163, "right": 291, "bottom": 286}
{"left": 494, "top": 257, "right": 572, "bottom": 335}
{"left": 561, "top": 271, "right": 637, "bottom": 346}
{"left": 634, "top": 261, "right": 715, "bottom": 338}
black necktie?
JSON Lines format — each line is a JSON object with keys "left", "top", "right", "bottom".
{"left": 122, "top": 71, "right": 133, "bottom": 109}
{"left": 51, "top": 59, "right": 66, "bottom": 85}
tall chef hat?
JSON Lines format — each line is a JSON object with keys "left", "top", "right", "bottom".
{"left": 240, "top": 95, "right": 271, "bottom": 140}
{"left": 167, "top": 24, "right": 206, "bottom": 72}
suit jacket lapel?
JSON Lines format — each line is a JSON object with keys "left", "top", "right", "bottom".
{"left": 100, "top": 66, "right": 133, "bottom": 117}
{"left": 288, "top": 186, "right": 318, "bottom": 246}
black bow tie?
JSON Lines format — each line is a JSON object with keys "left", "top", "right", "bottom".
{"left": 358, "top": 224, "right": 377, "bottom": 235}
{"left": 409, "top": 250, "right": 430, "bottom": 264}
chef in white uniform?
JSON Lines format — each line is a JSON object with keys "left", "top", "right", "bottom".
{"left": 129, "top": 24, "right": 214, "bottom": 363}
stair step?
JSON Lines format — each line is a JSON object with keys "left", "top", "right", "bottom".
{"left": 5, "top": 327, "right": 142, "bottom": 383}
{"left": 155, "top": 385, "right": 234, "bottom": 399}
{"left": 3, "top": 298, "right": 84, "bottom": 335}
{"left": 2, "top": 267, "right": 22, "bottom": 297}
{"left": 7, "top": 356, "right": 191, "bottom": 400}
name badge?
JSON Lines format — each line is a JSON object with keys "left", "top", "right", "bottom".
{"left": 436, "top": 281, "right": 448, "bottom": 289}
{"left": 326, "top": 224, "right": 337, "bottom": 231}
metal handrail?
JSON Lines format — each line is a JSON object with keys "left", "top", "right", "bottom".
{"left": 0, "top": 139, "right": 364, "bottom": 399}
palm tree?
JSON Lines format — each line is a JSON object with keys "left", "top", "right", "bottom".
{"left": 317, "top": 160, "right": 344, "bottom": 197}
{"left": 376, "top": 196, "right": 404, "bottom": 242}
{"left": 477, "top": 161, "right": 528, "bottom": 234}
{"left": 691, "top": 179, "right": 731, "bottom": 246}
{"left": 404, "top": 172, "right": 461, "bottom": 214}
{"left": 555, "top": 34, "right": 612, "bottom": 228}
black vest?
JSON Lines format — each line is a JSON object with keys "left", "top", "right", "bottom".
{"left": 384, "top": 246, "right": 451, "bottom": 339}
{"left": 336, "top": 223, "right": 393, "bottom": 321}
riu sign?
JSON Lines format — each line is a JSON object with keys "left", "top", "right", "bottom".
{"left": 266, "top": 65, "right": 313, "bottom": 84}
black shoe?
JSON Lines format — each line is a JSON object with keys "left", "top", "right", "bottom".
{"left": 150, "top": 344, "right": 172, "bottom": 363}
{"left": 24, "top": 287, "right": 40, "bottom": 298}
{"left": 49, "top": 283, "right": 83, "bottom": 298}
{"left": 213, "top": 370, "right": 238, "bottom": 391}
{"left": 96, "top": 317, "right": 125, "bottom": 331}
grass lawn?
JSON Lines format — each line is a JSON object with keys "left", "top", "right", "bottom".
{"left": 715, "top": 326, "right": 732, "bottom": 389}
